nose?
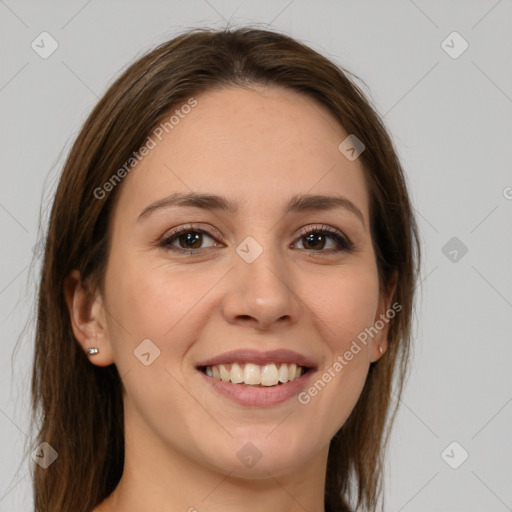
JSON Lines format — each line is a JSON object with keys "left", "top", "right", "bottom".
{"left": 221, "top": 239, "right": 302, "bottom": 331}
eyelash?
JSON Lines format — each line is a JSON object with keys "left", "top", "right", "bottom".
{"left": 157, "top": 223, "right": 355, "bottom": 255}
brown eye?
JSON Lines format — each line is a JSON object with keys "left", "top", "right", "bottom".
{"left": 159, "top": 227, "right": 219, "bottom": 252}
{"left": 157, "top": 224, "right": 354, "bottom": 255}
{"left": 173, "top": 231, "right": 206, "bottom": 249}
{"left": 294, "top": 225, "right": 354, "bottom": 253}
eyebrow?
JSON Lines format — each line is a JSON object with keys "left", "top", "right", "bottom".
{"left": 137, "top": 191, "right": 366, "bottom": 229}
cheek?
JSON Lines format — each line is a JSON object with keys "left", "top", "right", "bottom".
{"left": 309, "top": 265, "right": 380, "bottom": 354}
{"left": 297, "top": 271, "right": 379, "bottom": 440}
{"left": 102, "top": 255, "right": 213, "bottom": 439}
{"left": 104, "top": 253, "right": 222, "bottom": 360}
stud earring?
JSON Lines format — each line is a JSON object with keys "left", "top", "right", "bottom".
{"left": 379, "top": 345, "right": 384, "bottom": 355}
{"left": 87, "top": 347, "right": 99, "bottom": 355}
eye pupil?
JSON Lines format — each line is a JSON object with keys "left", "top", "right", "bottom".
{"left": 161, "top": 226, "right": 351, "bottom": 255}
{"left": 304, "top": 233, "right": 325, "bottom": 250}
{"left": 180, "top": 232, "right": 202, "bottom": 248}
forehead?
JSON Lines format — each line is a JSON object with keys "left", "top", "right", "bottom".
{"left": 113, "top": 85, "right": 370, "bottom": 223}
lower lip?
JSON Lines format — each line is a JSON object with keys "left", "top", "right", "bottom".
{"left": 198, "top": 369, "right": 314, "bottom": 407}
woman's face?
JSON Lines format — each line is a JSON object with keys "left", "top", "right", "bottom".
{"left": 93, "top": 85, "right": 393, "bottom": 479}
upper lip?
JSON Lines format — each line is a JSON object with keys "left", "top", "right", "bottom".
{"left": 196, "top": 349, "right": 317, "bottom": 369}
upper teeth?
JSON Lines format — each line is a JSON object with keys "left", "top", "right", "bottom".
{"left": 205, "top": 362, "right": 303, "bottom": 386}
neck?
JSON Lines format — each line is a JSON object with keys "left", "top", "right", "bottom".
{"left": 97, "top": 407, "right": 329, "bottom": 512}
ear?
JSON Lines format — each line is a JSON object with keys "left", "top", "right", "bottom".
{"left": 64, "top": 270, "right": 115, "bottom": 367}
{"left": 370, "top": 269, "right": 398, "bottom": 363}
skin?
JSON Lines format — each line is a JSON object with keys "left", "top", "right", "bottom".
{"left": 65, "top": 85, "right": 396, "bottom": 512}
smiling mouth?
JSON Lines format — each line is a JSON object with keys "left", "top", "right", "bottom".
{"left": 198, "top": 362, "right": 310, "bottom": 387}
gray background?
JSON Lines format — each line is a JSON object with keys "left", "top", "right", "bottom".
{"left": 1, "top": 1, "right": 511, "bottom": 510}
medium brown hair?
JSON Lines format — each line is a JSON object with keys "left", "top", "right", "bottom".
{"left": 30, "top": 26, "right": 420, "bottom": 512}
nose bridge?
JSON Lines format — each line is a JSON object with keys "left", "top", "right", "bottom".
{"left": 236, "top": 231, "right": 289, "bottom": 296}
{"left": 221, "top": 229, "right": 301, "bottom": 328}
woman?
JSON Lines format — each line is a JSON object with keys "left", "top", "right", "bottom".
{"left": 31, "top": 27, "right": 420, "bottom": 512}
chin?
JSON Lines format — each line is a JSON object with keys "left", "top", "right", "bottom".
{"left": 202, "top": 426, "right": 317, "bottom": 477}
